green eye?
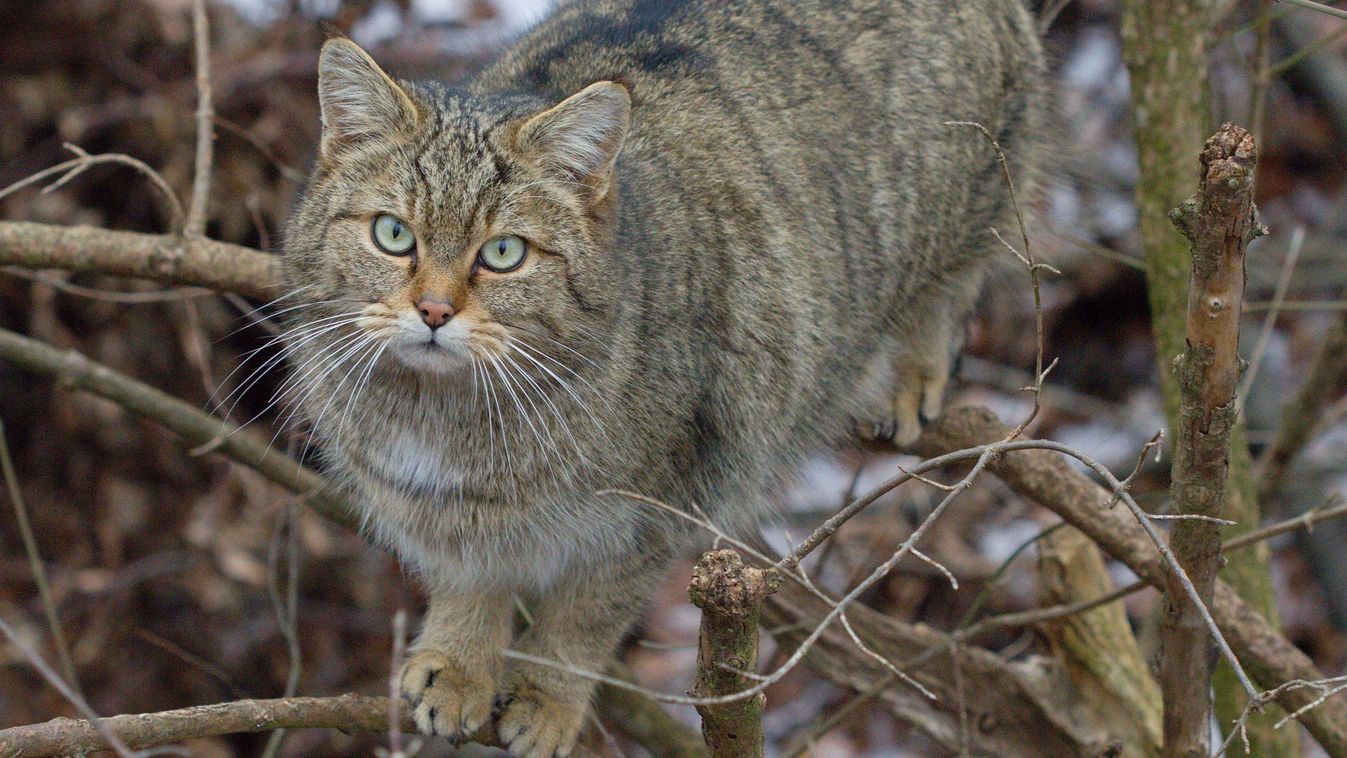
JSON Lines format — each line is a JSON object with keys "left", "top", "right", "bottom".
{"left": 478, "top": 235, "right": 527, "bottom": 272}
{"left": 372, "top": 214, "right": 415, "bottom": 256}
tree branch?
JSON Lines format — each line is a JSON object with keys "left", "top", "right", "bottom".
{"left": 185, "top": 0, "right": 214, "bottom": 238}
{"left": 913, "top": 407, "right": 1347, "bottom": 755}
{"left": 0, "top": 221, "right": 281, "bottom": 299}
{"left": 0, "top": 327, "right": 352, "bottom": 527}
{"left": 0, "top": 695, "right": 418, "bottom": 756}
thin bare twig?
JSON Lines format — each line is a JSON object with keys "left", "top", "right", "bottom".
{"left": 0, "top": 419, "right": 80, "bottom": 691}
{"left": 1, "top": 267, "right": 213, "bottom": 304}
{"left": 261, "top": 500, "right": 302, "bottom": 758}
{"left": 1238, "top": 226, "right": 1304, "bottom": 417}
{"left": 0, "top": 144, "right": 184, "bottom": 229}
{"left": 0, "top": 613, "right": 136, "bottom": 758}
{"left": 185, "top": 0, "right": 214, "bottom": 238}
{"left": 1283, "top": 0, "right": 1347, "bottom": 21}
{"left": 387, "top": 610, "right": 409, "bottom": 758}
{"left": 1223, "top": 495, "right": 1347, "bottom": 552}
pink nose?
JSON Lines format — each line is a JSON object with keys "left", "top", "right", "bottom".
{"left": 416, "top": 297, "right": 454, "bottom": 329}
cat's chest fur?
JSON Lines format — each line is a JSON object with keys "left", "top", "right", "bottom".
{"left": 337, "top": 426, "right": 640, "bottom": 592}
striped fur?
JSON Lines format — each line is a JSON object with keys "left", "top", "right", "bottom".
{"left": 281, "top": 2, "right": 1045, "bottom": 753}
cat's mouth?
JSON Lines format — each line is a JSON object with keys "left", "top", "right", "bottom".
{"left": 390, "top": 328, "right": 474, "bottom": 374}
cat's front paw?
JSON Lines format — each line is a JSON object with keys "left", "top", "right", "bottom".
{"left": 496, "top": 678, "right": 588, "bottom": 758}
{"left": 399, "top": 649, "right": 496, "bottom": 739}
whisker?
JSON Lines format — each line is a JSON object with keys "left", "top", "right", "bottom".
{"left": 301, "top": 335, "right": 387, "bottom": 462}
{"left": 209, "top": 313, "right": 365, "bottom": 411}
{"left": 276, "top": 331, "right": 383, "bottom": 452}
{"left": 222, "top": 328, "right": 373, "bottom": 442}
{"left": 502, "top": 352, "right": 586, "bottom": 469}
{"left": 489, "top": 359, "right": 554, "bottom": 475}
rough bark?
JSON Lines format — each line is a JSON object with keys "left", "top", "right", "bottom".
{"left": 688, "top": 550, "right": 778, "bottom": 758}
{"left": 0, "top": 221, "right": 280, "bottom": 299}
{"left": 1160, "top": 124, "right": 1261, "bottom": 758}
{"left": 1123, "top": 4, "right": 1292, "bottom": 751}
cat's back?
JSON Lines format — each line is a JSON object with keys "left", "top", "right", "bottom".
{"left": 476, "top": 0, "right": 1041, "bottom": 134}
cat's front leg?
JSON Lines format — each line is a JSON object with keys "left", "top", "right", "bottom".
{"left": 497, "top": 547, "right": 668, "bottom": 758}
{"left": 400, "top": 585, "right": 512, "bottom": 739}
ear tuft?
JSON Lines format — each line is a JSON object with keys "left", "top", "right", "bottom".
{"left": 317, "top": 39, "right": 418, "bottom": 155}
{"left": 516, "top": 81, "right": 631, "bottom": 190}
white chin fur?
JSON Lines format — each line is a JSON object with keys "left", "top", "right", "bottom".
{"left": 391, "top": 340, "right": 472, "bottom": 373}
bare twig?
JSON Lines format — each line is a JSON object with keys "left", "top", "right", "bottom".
{"left": 0, "top": 145, "right": 184, "bottom": 229}
{"left": 1245, "top": 299, "right": 1347, "bottom": 312}
{"left": 1, "top": 267, "right": 213, "bottom": 303}
{"left": 0, "top": 614, "right": 136, "bottom": 758}
{"left": 387, "top": 610, "right": 409, "bottom": 758}
{"left": 0, "top": 419, "right": 79, "bottom": 691}
{"left": 1255, "top": 307, "right": 1347, "bottom": 502}
{"left": 1223, "top": 495, "right": 1347, "bottom": 552}
{"left": 261, "top": 501, "right": 303, "bottom": 758}
{"left": 185, "top": 0, "right": 214, "bottom": 238}
{"left": 1283, "top": 0, "right": 1347, "bottom": 21}
{"left": 1238, "top": 226, "right": 1304, "bottom": 416}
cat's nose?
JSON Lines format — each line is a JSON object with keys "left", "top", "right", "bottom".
{"left": 416, "top": 296, "right": 455, "bottom": 330}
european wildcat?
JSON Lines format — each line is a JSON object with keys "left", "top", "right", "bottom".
{"left": 282, "top": 0, "right": 1044, "bottom": 755}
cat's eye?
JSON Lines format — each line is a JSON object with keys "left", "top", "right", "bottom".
{"left": 372, "top": 214, "right": 416, "bottom": 256}
{"left": 478, "top": 235, "right": 527, "bottom": 273}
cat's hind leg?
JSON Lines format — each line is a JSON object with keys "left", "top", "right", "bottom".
{"left": 855, "top": 306, "right": 966, "bottom": 448}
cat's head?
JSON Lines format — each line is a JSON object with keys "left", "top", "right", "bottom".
{"left": 283, "top": 38, "right": 629, "bottom": 376}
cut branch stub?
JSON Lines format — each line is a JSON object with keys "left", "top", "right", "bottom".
{"left": 1161, "top": 122, "right": 1261, "bottom": 758}
{"left": 688, "top": 549, "right": 779, "bottom": 758}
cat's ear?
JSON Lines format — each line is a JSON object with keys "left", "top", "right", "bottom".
{"left": 515, "top": 81, "right": 631, "bottom": 202}
{"left": 317, "top": 38, "right": 418, "bottom": 157}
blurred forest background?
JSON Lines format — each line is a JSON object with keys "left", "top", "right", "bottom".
{"left": 1, "top": 0, "right": 1346, "bottom": 755}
